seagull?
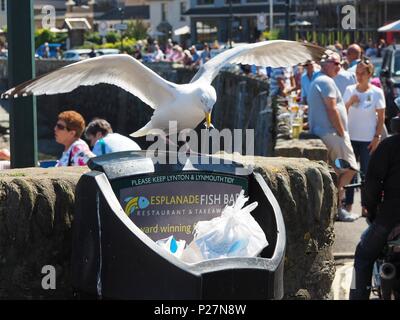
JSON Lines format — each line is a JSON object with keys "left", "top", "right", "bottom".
{"left": 2, "top": 40, "right": 325, "bottom": 137}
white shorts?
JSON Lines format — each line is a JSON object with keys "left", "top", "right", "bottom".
{"left": 321, "top": 132, "right": 359, "bottom": 171}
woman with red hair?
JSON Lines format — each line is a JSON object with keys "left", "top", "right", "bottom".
{"left": 54, "top": 110, "right": 94, "bottom": 166}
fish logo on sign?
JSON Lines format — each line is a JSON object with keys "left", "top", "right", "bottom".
{"left": 124, "top": 196, "right": 150, "bottom": 216}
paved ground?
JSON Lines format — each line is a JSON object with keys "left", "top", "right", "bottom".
{"left": 333, "top": 190, "right": 368, "bottom": 255}
{"left": 331, "top": 190, "right": 373, "bottom": 300}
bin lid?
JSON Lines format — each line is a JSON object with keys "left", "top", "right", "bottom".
{"left": 88, "top": 150, "right": 250, "bottom": 180}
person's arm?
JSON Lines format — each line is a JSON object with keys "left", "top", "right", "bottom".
{"left": 344, "top": 95, "right": 359, "bottom": 110}
{"left": 368, "top": 109, "right": 385, "bottom": 154}
{"left": 289, "top": 75, "right": 297, "bottom": 92}
{"left": 300, "top": 76, "right": 307, "bottom": 104}
{"left": 323, "top": 96, "right": 346, "bottom": 137}
{"left": 343, "top": 87, "right": 359, "bottom": 111}
{"left": 277, "top": 77, "right": 286, "bottom": 95}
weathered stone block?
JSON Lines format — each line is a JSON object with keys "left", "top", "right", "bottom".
{"left": 274, "top": 138, "right": 328, "bottom": 163}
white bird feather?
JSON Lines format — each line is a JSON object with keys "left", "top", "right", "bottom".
{"left": 2, "top": 40, "right": 325, "bottom": 137}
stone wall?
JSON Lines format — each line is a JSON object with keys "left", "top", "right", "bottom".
{"left": 275, "top": 138, "right": 328, "bottom": 162}
{"left": 0, "top": 157, "right": 336, "bottom": 300}
{"left": 0, "top": 60, "right": 275, "bottom": 157}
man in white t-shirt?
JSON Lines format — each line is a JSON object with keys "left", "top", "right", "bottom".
{"left": 85, "top": 119, "right": 141, "bottom": 156}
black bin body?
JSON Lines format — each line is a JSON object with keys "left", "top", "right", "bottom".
{"left": 72, "top": 151, "right": 286, "bottom": 299}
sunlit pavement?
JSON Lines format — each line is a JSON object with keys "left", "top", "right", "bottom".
{"left": 332, "top": 190, "right": 375, "bottom": 300}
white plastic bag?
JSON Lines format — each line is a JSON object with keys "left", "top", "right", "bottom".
{"left": 181, "top": 190, "right": 268, "bottom": 263}
{"left": 156, "top": 235, "right": 186, "bottom": 259}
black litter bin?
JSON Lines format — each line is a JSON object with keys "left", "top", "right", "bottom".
{"left": 72, "top": 151, "right": 286, "bottom": 299}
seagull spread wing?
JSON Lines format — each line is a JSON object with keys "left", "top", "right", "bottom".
{"left": 190, "top": 40, "right": 326, "bottom": 84}
{"left": 2, "top": 54, "right": 177, "bottom": 109}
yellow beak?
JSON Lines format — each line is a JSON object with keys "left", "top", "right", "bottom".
{"left": 205, "top": 112, "right": 211, "bottom": 128}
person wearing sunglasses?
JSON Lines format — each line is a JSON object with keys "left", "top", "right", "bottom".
{"left": 54, "top": 111, "right": 94, "bottom": 167}
{"left": 308, "top": 51, "right": 359, "bottom": 222}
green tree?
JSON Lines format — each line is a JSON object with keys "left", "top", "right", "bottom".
{"left": 105, "top": 31, "right": 120, "bottom": 43}
{"left": 85, "top": 31, "right": 103, "bottom": 45}
{"left": 125, "top": 20, "right": 148, "bottom": 41}
{"left": 35, "top": 29, "right": 67, "bottom": 49}
{"left": 262, "top": 29, "right": 283, "bottom": 41}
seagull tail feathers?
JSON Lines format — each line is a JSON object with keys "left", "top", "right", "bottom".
{"left": 130, "top": 123, "right": 161, "bottom": 137}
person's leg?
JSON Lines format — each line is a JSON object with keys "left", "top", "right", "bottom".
{"left": 349, "top": 222, "right": 391, "bottom": 300}
{"left": 345, "top": 140, "right": 361, "bottom": 211}
{"left": 358, "top": 141, "right": 371, "bottom": 210}
{"left": 321, "top": 133, "right": 358, "bottom": 220}
{"left": 338, "top": 168, "right": 356, "bottom": 202}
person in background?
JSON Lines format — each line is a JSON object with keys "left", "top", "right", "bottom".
{"left": 56, "top": 47, "right": 63, "bottom": 60}
{"left": 376, "top": 38, "right": 387, "bottom": 58}
{"left": 307, "top": 52, "right": 359, "bottom": 222}
{"left": 343, "top": 57, "right": 386, "bottom": 217}
{"left": 365, "top": 38, "right": 377, "bottom": 57}
{"left": 43, "top": 42, "right": 50, "bottom": 58}
{"left": 164, "top": 39, "right": 174, "bottom": 61}
{"left": 346, "top": 44, "right": 362, "bottom": 73}
{"left": 334, "top": 41, "right": 344, "bottom": 56}
{"left": 84, "top": 119, "right": 141, "bottom": 156}
{"left": 300, "top": 60, "right": 320, "bottom": 104}
{"left": 269, "top": 66, "right": 296, "bottom": 98}
{"left": 293, "top": 63, "right": 303, "bottom": 93}
{"left": 168, "top": 45, "right": 184, "bottom": 63}
{"left": 54, "top": 111, "right": 94, "bottom": 166}
{"left": 189, "top": 45, "right": 200, "bottom": 67}
{"left": 133, "top": 44, "right": 142, "bottom": 61}
{"left": 182, "top": 49, "right": 193, "bottom": 66}
{"left": 200, "top": 43, "right": 211, "bottom": 65}
{"left": 88, "top": 47, "right": 96, "bottom": 58}
{"left": 151, "top": 44, "right": 165, "bottom": 62}
{"left": 0, "top": 148, "right": 10, "bottom": 161}
{"left": 0, "top": 148, "right": 10, "bottom": 169}
{"left": 333, "top": 61, "right": 357, "bottom": 97}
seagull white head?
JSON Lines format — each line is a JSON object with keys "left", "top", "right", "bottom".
{"left": 198, "top": 85, "right": 217, "bottom": 128}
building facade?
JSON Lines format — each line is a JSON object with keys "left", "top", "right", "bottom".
{"left": 183, "top": 0, "right": 400, "bottom": 46}
{"left": 184, "top": 0, "right": 297, "bottom": 44}
{"left": 147, "top": 0, "right": 190, "bottom": 43}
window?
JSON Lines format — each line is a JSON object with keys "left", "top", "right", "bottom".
{"left": 161, "top": 3, "right": 167, "bottom": 21}
{"left": 197, "top": 0, "right": 214, "bottom": 5}
{"left": 1, "top": 0, "right": 5, "bottom": 12}
{"left": 180, "top": 1, "right": 186, "bottom": 22}
{"left": 196, "top": 20, "right": 218, "bottom": 43}
{"left": 225, "top": 0, "right": 241, "bottom": 4}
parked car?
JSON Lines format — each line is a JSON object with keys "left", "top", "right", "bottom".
{"left": 379, "top": 44, "right": 400, "bottom": 130}
{"left": 36, "top": 43, "right": 62, "bottom": 59}
{"left": 63, "top": 49, "right": 92, "bottom": 61}
{"left": 96, "top": 48, "right": 120, "bottom": 56}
